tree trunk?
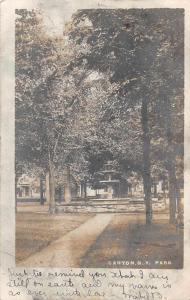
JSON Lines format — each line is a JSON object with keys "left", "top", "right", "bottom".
{"left": 128, "top": 185, "right": 132, "bottom": 196}
{"left": 153, "top": 182, "right": 157, "bottom": 198}
{"left": 176, "top": 180, "right": 182, "bottom": 214}
{"left": 15, "top": 174, "right": 19, "bottom": 213}
{"left": 81, "top": 181, "right": 85, "bottom": 199}
{"left": 165, "top": 98, "right": 178, "bottom": 224}
{"left": 58, "top": 186, "right": 63, "bottom": 203}
{"left": 46, "top": 171, "right": 50, "bottom": 204}
{"left": 40, "top": 174, "right": 44, "bottom": 205}
{"left": 141, "top": 98, "right": 152, "bottom": 225}
{"left": 49, "top": 159, "right": 56, "bottom": 214}
{"left": 84, "top": 179, "right": 87, "bottom": 199}
{"left": 168, "top": 152, "right": 177, "bottom": 224}
{"left": 64, "top": 166, "right": 71, "bottom": 203}
{"left": 162, "top": 178, "right": 166, "bottom": 199}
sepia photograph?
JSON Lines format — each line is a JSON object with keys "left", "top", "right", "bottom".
{"left": 15, "top": 8, "right": 184, "bottom": 269}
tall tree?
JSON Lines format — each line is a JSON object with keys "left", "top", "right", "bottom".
{"left": 66, "top": 9, "right": 184, "bottom": 223}
{"left": 15, "top": 9, "right": 92, "bottom": 211}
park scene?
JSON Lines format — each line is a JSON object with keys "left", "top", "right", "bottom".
{"left": 15, "top": 8, "right": 184, "bottom": 268}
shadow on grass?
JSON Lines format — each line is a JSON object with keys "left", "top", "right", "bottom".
{"left": 81, "top": 215, "right": 183, "bottom": 269}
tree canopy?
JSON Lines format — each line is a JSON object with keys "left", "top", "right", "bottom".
{"left": 15, "top": 9, "right": 184, "bottom": 222}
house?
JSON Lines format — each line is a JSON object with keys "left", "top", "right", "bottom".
{"left": 16, "top": 174, "right": 41, "bottom": 199}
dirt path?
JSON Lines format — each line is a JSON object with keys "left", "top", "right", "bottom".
{"left": 18, "top": 213, "right": 113, "bottom": 267}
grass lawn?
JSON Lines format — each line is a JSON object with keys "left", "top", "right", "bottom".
{"left": 81, "top": 214, "right": 183, "bottom": 269}
{"left": 16, "top": 212, "right": 93, "bottom": 263}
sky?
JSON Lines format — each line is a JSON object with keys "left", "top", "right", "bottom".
{"left": 12, "top": 0, "right": 186, "bottom": 36}
{"left": 41, "top": 1, "right": 74, "bottom": 36}
{"left": 38, "top": 0, "right": 98, "bottom": 36}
